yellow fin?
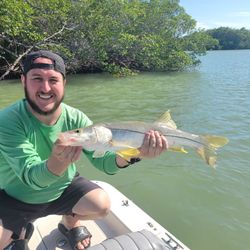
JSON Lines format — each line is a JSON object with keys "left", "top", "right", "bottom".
{"left": 196, "top": 135, "right": 228, "bottom": 168}
{"left": 117, "top": 148, "right": 140, "bottom": 161}
{"left": 203, "top": 135, "right": 229, "bottom": 148}
{"left": 169, "top": 147, "right": 188, "bottom": 154}
{"left": 155, "top": 110, "right": 177, "bottom": 129}
{"left": 196, "top": 147, "right": 217, "bottom": 168}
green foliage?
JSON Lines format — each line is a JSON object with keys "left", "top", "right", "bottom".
{"left": 0, "top": 0, "right": 215, "bottom": 78}
{"left": 206, "top": 27, "right": 250, "bottom": 50}
{"left": 182, "top": 30, "right": 218, "bottom": 54}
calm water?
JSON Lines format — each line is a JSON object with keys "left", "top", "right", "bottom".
{"left": 0, "top": 50, "right": 249, "bottom": 250}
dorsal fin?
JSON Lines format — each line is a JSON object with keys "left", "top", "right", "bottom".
{"left": 154, "top": 110, "right": 177, "bottom": 129}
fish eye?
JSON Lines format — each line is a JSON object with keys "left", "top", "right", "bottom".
{"left": 75, "top": 129, "right": 80, "bottom": 133}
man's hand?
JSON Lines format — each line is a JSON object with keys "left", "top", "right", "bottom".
{"left": 47, "top": 139, "right": 83, "bottom": 176}
{"left": 138, "top": 130, "right": 168, "bottom": 158}
{"left": 116, "top": 130, "right": 168, "bottom": 168}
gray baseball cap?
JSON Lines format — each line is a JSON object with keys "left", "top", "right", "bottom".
{"left": 22, "top": 50, "right": 66, "bottom": 78}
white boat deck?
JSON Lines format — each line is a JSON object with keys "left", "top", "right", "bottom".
{"left": 29, "top": 215, "right": 107, "bottom": 249}
{"left": 28, "top": 181, "right": 190, "bottom": 250}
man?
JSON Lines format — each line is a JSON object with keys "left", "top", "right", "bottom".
{"left": 0, "top": 50, "right": 168, "bottom": 250}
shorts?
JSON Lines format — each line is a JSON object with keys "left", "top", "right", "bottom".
{"left": 0, "top": 173, "right": 100, "bottom": 238}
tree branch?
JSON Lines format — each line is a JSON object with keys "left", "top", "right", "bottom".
{"left": 0, "top": 24, "right": 67, "bottom": 81}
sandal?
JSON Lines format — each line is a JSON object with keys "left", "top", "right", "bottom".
{"left": 4, "top": 223, "right": 34, "bottom": 250}
{"left": 58, "top": 223, "right": 92, "bottom": 249}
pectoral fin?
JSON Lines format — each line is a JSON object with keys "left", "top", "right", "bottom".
{"left": 117, "top": 148, "right": 140, "bottom": 161}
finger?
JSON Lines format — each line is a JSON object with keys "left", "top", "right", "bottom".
{"left": 53, "top": 139, "right": 70, "bottom": 155}
{"left": 64, "top": 146, "right": 79, "bottom": 160}
{"left": 56, "top": 146, "right": 71, "bottom": 161}
{"left": 154, "top": 131, "right": 163, "bottom": 156}
{"left": 70, "top": 146, "right": 83, "bottom": 163}
{"left": 150, "top": 130, "right": 156, "bottom": 148}
{"left": 53, "top": 145, "right": 69, "bottom": 159}
{"left": 139, "top": 131, "right": 151, "bottom": 157}
{"left": 161, "top": 135, "right": 168, "bottom": 151}
{"left": 143, "top": 131, "right": 151, "bottom": 147}
{"left": 147, "top": 131, "right": 157, "bottom": 156}
{"left": 54, "top": 138, "right": 65, "bottom": 146}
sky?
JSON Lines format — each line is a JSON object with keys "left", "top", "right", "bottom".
{"left": 179, "top": 0, "right": 250, "bottom": 30}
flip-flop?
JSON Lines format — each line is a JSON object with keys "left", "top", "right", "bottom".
{"left": 4, "top": 223, "right": 34, "bottom": 250}
{"left": 58, "top": 223, "right": 92, "bottom": 249}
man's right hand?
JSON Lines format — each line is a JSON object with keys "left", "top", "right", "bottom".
{"left": 47, "top": 139, "right": 83, "bottom": 176}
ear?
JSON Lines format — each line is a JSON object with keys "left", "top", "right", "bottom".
{"left": 21, "top": 75, "right": 25, "bottom": 87}
{"left": 63, "top": 79, "right": 66, "bottom": 86}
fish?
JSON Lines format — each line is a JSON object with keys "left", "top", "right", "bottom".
{"left": 58, "top": 111, "right": 229, "bottom": 167}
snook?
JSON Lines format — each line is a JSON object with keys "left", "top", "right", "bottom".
{"left": 59, "top": 111, "right": 229, "bottom": 167}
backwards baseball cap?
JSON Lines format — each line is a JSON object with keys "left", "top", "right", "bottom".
{"left": 21, "top": 50, "right": 66, "bottom": 78}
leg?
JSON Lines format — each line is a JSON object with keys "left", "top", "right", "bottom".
{"left": 60, "top": 188, "right": 110, "bottom": 249}
{"left": 72, "top": 187, "right": 110, "bottom": 220}
{"left": 0, "top": 219, "right": 13, "bottom": 249}
{"left": 0, "top": 219, "right": 31, "bottom": 249}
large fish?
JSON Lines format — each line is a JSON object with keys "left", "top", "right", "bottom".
{"left": 59, "top": 111, "right": 229, "bottom": 167}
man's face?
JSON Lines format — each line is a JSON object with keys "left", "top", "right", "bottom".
{"left": 21, "top": 57, "right": 65, "bottom": 116}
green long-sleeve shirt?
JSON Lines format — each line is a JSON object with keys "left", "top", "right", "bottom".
{"left": 0, "top": 99, "right": 119, "bottom": 204}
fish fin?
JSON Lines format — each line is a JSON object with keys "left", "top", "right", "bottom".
{"left": 203, "top": 135, "right": 229, "bottom": 148}
{"left": 196, "top": 135, "right": 229, "bottom": 168}
{"left": 196, "top": 147, "right": 217, "bottom": 168}
{"left": 169, "top": 147, "right": 188, "bottom": 154}
{"left": 93, "top": 151, "right": 106, "bottom": 158}
{"left": 154, "top": 110, "right": 177, "bottom": 129}
{"left": 117, "top": 148, "right": 140, "bottom": 161}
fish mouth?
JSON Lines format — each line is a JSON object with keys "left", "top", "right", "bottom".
{"left": 58, "top": 133, "right": 78, "bottom": 145}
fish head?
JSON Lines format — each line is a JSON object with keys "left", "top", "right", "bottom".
{"left": 58, "top": 125, "right": 112, "bottom": 149}
{"left": 58, "top": 127, "right": 96, "bottom": 146}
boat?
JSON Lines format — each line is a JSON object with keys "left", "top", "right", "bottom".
{"left": 28, "top": 181, "right": 190, "bottom": 250}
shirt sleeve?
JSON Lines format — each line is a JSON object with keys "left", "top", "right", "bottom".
{"left": 83, "top": 149, "right": 120, "bottom": 175}
{"left": 0, "top": 118, "right": 60, "bottom": 190}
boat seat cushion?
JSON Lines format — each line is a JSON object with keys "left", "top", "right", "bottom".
{"left": 88, "top": 229, "right": 171, "bottom": 250}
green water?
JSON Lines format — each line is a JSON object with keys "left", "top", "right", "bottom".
{"left": 0, "top": 50, "right": 249, "bottom": 250}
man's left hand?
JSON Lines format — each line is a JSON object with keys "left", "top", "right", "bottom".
{"left": 138, "top": 130, "right": 168, "bottom": 158}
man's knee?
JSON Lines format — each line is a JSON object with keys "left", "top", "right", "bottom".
{"left": 97, "top": 195, "right": 110, "bottom": 217}
{"left": 73, "top": 188, "right": 111, "bottom": 218}
{"left": 88, "top": 188, "right": 111, "bottom": 217}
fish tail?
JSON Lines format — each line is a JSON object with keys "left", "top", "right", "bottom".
{"left": 197, "top": 135, "right": 229, "bottom": 168}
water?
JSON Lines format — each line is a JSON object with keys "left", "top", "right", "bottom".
{"left": 0, "top": 50, "right": 249, "bottom": 250}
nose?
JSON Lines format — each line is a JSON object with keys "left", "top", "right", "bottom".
{"left": 40, "top": 80, "right": 51, "bottom": 92}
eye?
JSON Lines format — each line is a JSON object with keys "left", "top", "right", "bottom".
{"left": 75, "top": 129, "right": 80, "bottom": 133}
{"left": 50, "top": 78, "right": 59, "bottom": 84}
{"left": 32, "top": 77, "right": 42, "bottom": 81}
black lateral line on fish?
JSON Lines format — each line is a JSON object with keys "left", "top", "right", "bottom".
{"left": 109, "top": 128, "right": 208, "bottom": 148}
{"left": 165, "top": 134, "right": 207, "bottom": 148}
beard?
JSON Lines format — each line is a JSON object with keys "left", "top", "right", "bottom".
{"left": 24, "top": 85, "right": 64, "bottom": 116}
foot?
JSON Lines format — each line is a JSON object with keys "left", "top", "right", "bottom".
{"left": 59, "top": 216, "right": 91, "bottom": 249}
